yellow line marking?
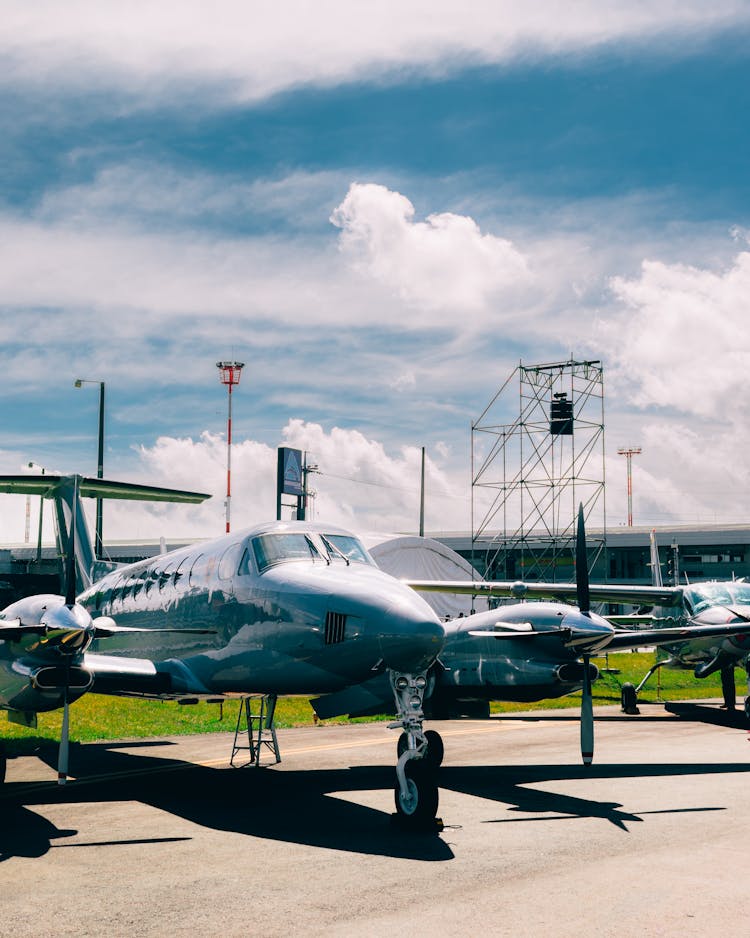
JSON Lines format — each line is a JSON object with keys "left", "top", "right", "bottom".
{"left": 2, "top": 721, "right": 531, "bottom": 796}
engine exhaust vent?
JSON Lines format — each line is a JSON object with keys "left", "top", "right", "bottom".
{"left": 325, "top": 611, "right": 347, "bottom": 645}
{"left": 32, "top": 666, "right": 93, "bottom": 692}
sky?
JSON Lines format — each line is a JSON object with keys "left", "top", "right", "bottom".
{"left": 1, "top": 1, "right": 750, "bottom": 545}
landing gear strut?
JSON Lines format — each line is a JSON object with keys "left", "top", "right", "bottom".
{"left": 620, "top": 682, "right": 640, "bottom": 715}
{"left": 720, "top": 665, "right": 737, "bottom": 711}
{"left": 389, "top": 671, "right": 442, "bottom": 830}
{"left": 622, "top": 658, "right": 673, "bottom": 715}
{"left": 397, "top": 729, "right": 444, "bottom": 769}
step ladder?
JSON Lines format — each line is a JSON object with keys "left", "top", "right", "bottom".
{"left": 230, "top": 694, "right": 281, "bottom": 767}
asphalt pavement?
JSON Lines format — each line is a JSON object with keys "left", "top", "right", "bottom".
{"left": 2, "top": 700, "right": 748, "bottom": 937}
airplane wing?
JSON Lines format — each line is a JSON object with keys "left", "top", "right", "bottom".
{"left": 83, "top": 653, "right": 212, "bottom": 698}
{"left": 466, "top": 619, "right": 750, "bottom": 655}
{"left": 0, "top": 474, "right": 209, "bottom": 503}
{"left": 407, "top": 579, "right": 683, "bottom": 607}
{"left": 605, "top": 621, "right": 750, "bottom": 651}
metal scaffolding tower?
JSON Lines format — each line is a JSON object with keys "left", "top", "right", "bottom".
{"left": 472, "top": 359, "right": 606, "bottom": 584}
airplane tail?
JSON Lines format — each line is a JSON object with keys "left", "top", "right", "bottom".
{"left": 649, "top": 529, "right": 663, "bottom": 588}
{"left": 0, "top": 474, "right": 209, "bottom": 593}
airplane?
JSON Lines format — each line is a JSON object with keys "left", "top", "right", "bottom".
{"left": 610, "top": 530, "right": 750, "bottom": 718}
{"left": 0, "top": 473, "right": 445, "bottom": 830}
{"left": 315, "top": 507, "right": 750, "bottom": 764}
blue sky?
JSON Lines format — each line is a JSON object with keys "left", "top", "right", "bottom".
{"left": 1, "top": 3, "right": 750, "bottom": 541}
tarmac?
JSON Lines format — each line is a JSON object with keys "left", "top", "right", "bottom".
{"left": 2, "top": 700, "right": 749, "bottom": 938}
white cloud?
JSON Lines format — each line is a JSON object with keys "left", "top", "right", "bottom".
{"left": 0, "top": 421, "right": 471, "bottom": 544}
{"left": 3, "top": 2, "right": 747, "bottom": 104}
{"left": 599, "top": 250, "right": 750, "bottom": 420}
{"left": 330, "top": 182, "right": 529, "bottom": 319}
{"left": 37, "top": 164, "right": 348, "bottom": 232}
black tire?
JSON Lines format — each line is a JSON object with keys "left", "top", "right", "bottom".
{"left": 397, "top": 730, "right": 444, "bottom": 768}
{"left": 0, "top": 741, "right": 6, "bottom": 785}
{"left": 424, "top": 730, "right": 444, "bottom": 769}
{"left": 394, "top": 759, "right": 439, "bottom": 828}
{"left": 621, "top": 682, "right": 640, "bottom": 715}
{"left": 744, "top": 697, "right": 750, "bottom": 724}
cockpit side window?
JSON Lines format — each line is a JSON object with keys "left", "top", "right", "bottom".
{"left": 219, "top": 543, "right": 243, "bottom": 581}
{"left": 322, "top": 534, "right": 372, "bottom": 565}
{"left": 238, "top": 544, "right": 254, "bottom": 576}
{"left": 251, "top": 533, "right": 324, "bottom": 572}
{"left": 730, "top": 583, "right": 750, "bottom": 605}
{"left": 686, "top": 583, "right": 733, "bottom": 614}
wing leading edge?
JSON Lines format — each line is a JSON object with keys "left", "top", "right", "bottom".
{"left": 407, "top": 579, "right": 683, "bottom": 607}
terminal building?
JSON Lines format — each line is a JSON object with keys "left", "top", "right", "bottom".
{"left": 2, "top": 523, "right": 748, "bottom": 609}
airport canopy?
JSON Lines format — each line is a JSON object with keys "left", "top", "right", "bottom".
{"left": 360, "top": 534, "right": 488, "bottom": 619}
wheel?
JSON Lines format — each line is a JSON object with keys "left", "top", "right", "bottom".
{"left": 394, "top": 759, "right": 439, "bottom": 829}
{"left": 397, "top": 730, "right": 444, "bottom": 768}
{"left": 621, "top": 682, "right": 640, "bottom": 715}
{"left": 744, "top": 696, "right": 750, "bottom": 724}
{"left": 0, "top": 741, "right": 6, "bottom": 785}
{"left": 424, "top": 730, "right": 444, "bottom": 769}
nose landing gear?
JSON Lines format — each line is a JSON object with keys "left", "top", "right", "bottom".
{"left": 389, "top": 671, "right": 443, "bottom": 831}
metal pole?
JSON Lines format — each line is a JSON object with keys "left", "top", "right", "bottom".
{"left": 226, "top": 381, "right": 233, "bottom": 533}
{"left": 626, "top": 453, "right": 633, "bottom": 526}
{"left": 617, "top": 447, "right": 641, "bottom": 527}
{"left": 96, "top": 381, "right": 105, "bottom": 556}
{"left": 419, "top": 447, "right": 425, "bottom": 537}
{"left": 216, "top": 361, "right": 244, "bottom": 535}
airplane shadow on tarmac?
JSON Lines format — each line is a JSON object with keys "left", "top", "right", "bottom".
{"left": 0, "top": 741, "right": 454, "bottom": 863}
{"left": 438, "top": 762, "right": 744, "bottom": 832}
{"left": 4, "top": 740, "right": 750, "bottom": 860}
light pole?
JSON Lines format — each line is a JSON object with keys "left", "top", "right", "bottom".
{"left": 28, "top": 461, "right": 46, "bottom": 564}
{"left": 216, "top": 361, "right": 244, "bottom": 533}
{"left": 74, "top": 378, "right": 105, "bottom": 556}
{"left": 617, "top": 446, "right": 641, "bottom": 527}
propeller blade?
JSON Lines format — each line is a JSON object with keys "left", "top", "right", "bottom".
{"left": 64, "top": 478, "right": 79, "bottom": 607}
{"left": 580, "top": 653, "right": 594, "bottom": 765}
{"left": 58, "top": 686, "right": 70, "bottom": 785}
{"left": 576, "top": 502, "right": 590, "bottom": 616}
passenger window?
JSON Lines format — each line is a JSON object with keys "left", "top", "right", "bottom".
{"left": 159, "top": 559, "right": 178, "bottom": 591}
{"left": 219, "top": 543, "right": 243, "bottom": 581}
{"left": 174, "top": 556, "right": 190, "bottom": 590}
{"left": 190, "top": 554, "right": 210, "bottom": 588}
{"left": 144, "top": 570, "right": 157, "bottom": 595}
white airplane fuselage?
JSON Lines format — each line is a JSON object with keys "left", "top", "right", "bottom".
{"left": 0, "top": 521, "right": 445, "bottom": 713}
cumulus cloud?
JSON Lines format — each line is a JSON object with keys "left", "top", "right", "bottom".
{"left": 331, "top": 183, "right": 529, "bottom": 318}
{"left": 3, "top": 2, "right": 747, "bottom": 104}
{"left": 0, "top": 421, "right": 470, "bottom": 544}
{"left": 598, "top": 250, "right": 750, "bottom": 420}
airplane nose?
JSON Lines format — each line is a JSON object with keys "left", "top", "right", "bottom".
{"left": 376, "top": 597, "right": 445, "bottom": 672}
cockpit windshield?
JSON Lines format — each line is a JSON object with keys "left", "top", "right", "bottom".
{"left": 685, "top": 581, "right": 750, "bottom": 613}
{"left": 321, "top": 534, "right": 373, "bottom": 565}
{"left": 252, "top": 533, "right": 324, "bottom": 571}
{"left": 250, "top": 531, "right": 374, "bottom": 572}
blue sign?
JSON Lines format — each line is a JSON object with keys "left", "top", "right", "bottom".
{"left": 278, "top": 447, "right": 304, "bottom": 497}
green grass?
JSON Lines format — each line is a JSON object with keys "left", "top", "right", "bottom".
{"left": 1, "top": 651, "right": 733, "bottom": 755}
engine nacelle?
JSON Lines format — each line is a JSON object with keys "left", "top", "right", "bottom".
{"left": 0, "top": 657, "right": 93, "bottom": 713}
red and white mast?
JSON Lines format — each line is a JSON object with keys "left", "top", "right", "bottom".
{"left": 217, "top": 361, "right": 245, "bottom": 533}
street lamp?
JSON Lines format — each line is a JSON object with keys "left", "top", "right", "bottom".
{"left": 28, "top": 461, "right": 46, "bottom": 564}
{"left": 74, "top": 378, "right": 105, "bottom": 556}
{"left": 617, "top": 446, "right": 641, "bottom": 527}
{"left": 216, "top": 361, "right": 244, "bottom": 534}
